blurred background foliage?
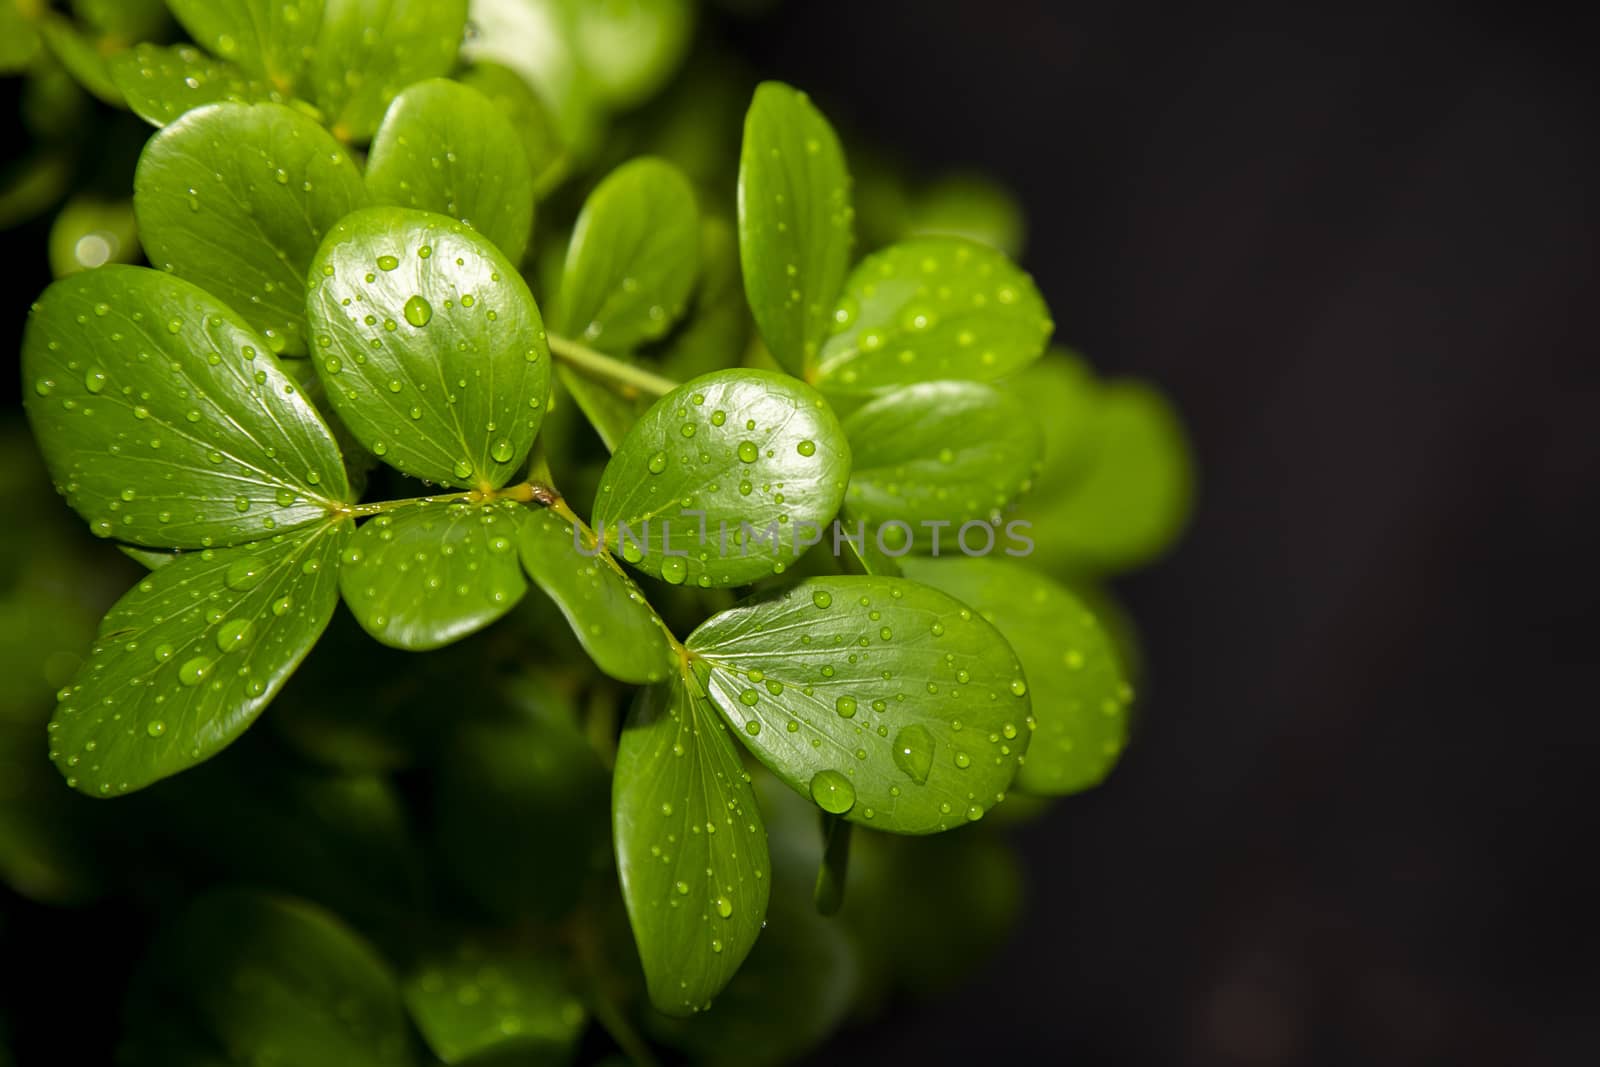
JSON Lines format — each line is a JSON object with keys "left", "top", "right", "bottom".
{"left": 0, "top": 1, "right": 1192, "bottom": 1063}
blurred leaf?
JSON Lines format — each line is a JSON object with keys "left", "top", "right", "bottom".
{"left": 166, "top": 0, "right": 322, "bottom": 92}
{"left": 1000, "top": 348, "right": 1099, "bottom": 498}
{"left": 906, "top": 173, "right": 1026, "bottom": 258}
{"left": 737, "top": 81, "right": 853, "bottom": 378}
{"left": 111, "top": 44, "right": 280, "bottom": 128}
{"left": 306, "top": 207, "right": 550, "bottom": 488}
{"left": 570, "top": 0, "right": 694, "bottom": 109}
{"left": 367, "top": 78, "right": 535, "bottom": 265}
{"left": 461, "top": 0, "right": 603, "bottom": 160}
{"left": 311, "top": 0, "right": 469, "bottom": 143}
{"left": 0, "top": 1, "right": 42, "bottom": 73}
{"left": 405, "top": 940, "right": 587, "bottom": 1065}
{"left": 47, "top": 196, "right": 139, "bottom": 277}
{"left": 459, "top": 61, "right": 566, "bottom": 198}
{"left": 36, "top": 14, "right": 122, "bottom": 106}
{"left": 654, "top": 216, "right": 751, "bottom": 382}
{"left": 553, "top": 364, "right": 648, "bottom": 453}
{"left": 71, "top": 0, "right": 168, "bottom": 42}
{"left": 135, "top": 101, "right": 370, "bottom": 355}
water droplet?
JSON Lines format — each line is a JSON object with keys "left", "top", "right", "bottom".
{"left": 377, "top": 254, "right": 400, "bottom": 271}
{"left": 271, "top": 596, "right": 293, "bottom": 616}
{"left": 453, "top": 459, "right": 473, "bottom": 480}
{"left": 403, "top": 294, "right": 433, "bottom": 327}
{"left": 153, "top": 643, "right": 174, "bottom": 663}
{"left": 224, "top": 557, "right": 267, "bottom": 591}
{"left": 215, "top": 619, "right": 253, "bottom": 652}
{"left": 737, "top": 441, "right": 759, "bottom": 464}
{"left": 892, "top": 725, "right": 935, "bottom": 784}
{"left": 739, "top": 688, "right": 760, "bottom": 706}
{"left": 647, "top": 451, "right": 668, "bottom": 474}
{"left": 146, "top": 720, "right": 167, "bottom": 738}
{"left": 812, "top": 590, "right": 833, "bottom": 609}
{"left": 83, "top": 367, "right": 107, "bottom": 393}
{"left": 809, "top": 769, "right": 856, "bottom": 814}
{"left": 660, "top": 556, "right": 688, "bottom": 585}
{"left": 715, "top": 896, "right": 735, "bottom": 918}
{"left": 177, "top": 657, "right": 213, "bottom": 686}
{"left": 835, "top": 695, "right": 857, "bottom": 718}
{"left": 491, "top": 439, "right": 514, "bottom": 463}
{"left": 1010, "top": 678, "right": 1028, "bottom": 697}
{"left": 797, "top": 439, "right": 816, "bottom": 456}
{"left": 954, "top": 750, "right": 972, "bottom": 769}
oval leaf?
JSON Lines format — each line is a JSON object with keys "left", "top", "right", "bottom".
{"left": 23, "top": 266, "right": 350, "bottom": 549}
{"left": 135, "top": 102, "right": 370, "bottom": 356}
{"left": 613, "top": 675, "right": 770, "bottom": 1016}
{"left": 459, "top": 61, "right": 566, "bottom": 196}
{"left": 592, "top": 369, "right": 851, "bottom": 587}
{"left": 48, "top": 522, "right": 350, "bottom": 797}
{"left": 737, "top": 81, "right": 853, "bottom": 377}
{"left": 306, "top": 207, "right": 550, "bottom": 489}
{"left": 339, "top": 500, "right": 529, "bottom": 651}
{"left": 572, "top": 0, "right": 694, "bottom": 108}
{"left": 842, "top": 381, "right": 1042, "bottom": 529}
{"left": 518, "top": 505, "right": 675, "bottom": 683}
{"left": 366, "top": 78, "right": 535, "bottom": 265}
{"left": 166, "top": 0, "right": 323, "bottom": 92}
{"left": 900, "top": 556, "right": 1131, "bottom": 794}
{"left": 814, "top": 237, "right": 1052, "bottom": 394}
{"left": 110, "top": 44, "right": 278, "bottom": 128}
{"left": 556, "top": 157, "right": 699, "bottom": 351}
{"left": 686, "top": 575, "right": 1032, "bottom": 834}
{"left": 311, "top": 0, "right": 469, "bottom": 144}
{"left": 405, "top": 941, "right": 586, "bottom": 1065}
{"left": 121, "top": 890, "right": 415, "bottom": 1067}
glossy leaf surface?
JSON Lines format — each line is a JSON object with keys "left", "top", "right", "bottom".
{"left": 135, "top": 102, "right": 370, "bottom": 355}
{"left": 366, "top": 78, "right": 535, "bottom": 265}
{"left": 737, "top": 81, "right": 853, "bottom": 377}
{"left": 310, "top": 0, "right": 469, "bottom": 143}
{"left": 593, "top": 369, "right": 850, "bottom": 587}
{"left": 901, "top": 556, "right": 1131, "bottom": 794}
{"left": 23, "top": 266, "right": 350, "bottom": 549}
{"left": 111, "top": 44, "right": 277, "bottom": 128}
{"left": 613, "top": 675, "right": 770, "bottom": 1016}
{"left": 339, "top": 500, "right": 529, "bottom": 651}
{"left": 306, "top": 207, "right": 550, "bottom": 489}
{"left": 48, "top": 522, "right": 349, "bottom": 796}
{"left": 814, "top": 237, "right": 1052, "bottom": 394}
{"left": 166, "top": 0, "right": 323, "bottom": 92}
{"left": 688, "top": 576, "right": 1031, "bottom": 833}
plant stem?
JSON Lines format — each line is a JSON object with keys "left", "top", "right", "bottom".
{"left": 548, "top": 333, "right": 680, "bottom": 398}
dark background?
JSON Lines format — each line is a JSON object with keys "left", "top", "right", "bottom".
{"left": 726, "top": 3, "right": 1600, "bottom": 1065}
{"left": 4, "top": 3, "right": 1597, "bottom": 1065}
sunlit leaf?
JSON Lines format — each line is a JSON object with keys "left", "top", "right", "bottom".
{"left": 166, "top": 0, "right": 322, "bottom": 93}
{"left": 311, "top": 0, "right": 469, "bottom": 143}
{"left": 110, "top": 44, "right": 279, "bottom": 128}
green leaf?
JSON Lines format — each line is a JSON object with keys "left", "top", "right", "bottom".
{"left": 48, "top": 521, "right": 350, "bottom": 797}
{"left": 0, "top": 3, "right": 42, "bottom": 74}
{"left": 813, "top": 237, "right": 1053, "bottom": 395}
{"left": 906, "top": 173, "right": 1026, "bottom": 258}
{"left": 518, "top": 505, "right": 675, "bottom": 683}
{"left": 339, "top": 500, "right": 529, "bottom": 651}
{"left": 366, "top": 78, "right": 535, "bottom": 265}
{"left": 311, "top": 0, "right": 469, "bottom": 144}
{"left": 23, "top": 266, "right": 351, "bottom": 549}
{"left": 555, "top": 363, "right": 649, "bottom": 453}
{"left": 405, "top": 940, "right": 586, "bottom": 1065}
{"left": 306, "top": 207, "right": 551, "bottom": 489}
{"left": 120, "top": 890, "right": 415, "bottom": 1067}
{"left": 613, "top": 675, "right": 770, "bottom": 1016}
{"left": 592, "top": 369, "right": 851, "bottom": 587}
{"left": 570, "top": 0, "right": 694, "bottom": 109}
{"left": 71, "top": 0, "right": 169, "bottom": 42}
{"left": 655, "top": 216, "right": 752, "bottom": 383}
{"left": 459, "top": 0, "right": 603, "bottom": 162}
{"left": 166, "top": 0, "right": 322, "bottom": 92}
{"left": 1000, "top": 348, "right": 1099, "bottom": 499}
{"left": 841, "top": 381, "right": 1042, "bottom": 530}
{"left": 36, "top": 13, "right": 122, "bottom": 106}
{"left": 686, "top": 575, "right": 1032, "bottom": 834}
{"left": 110, "top": 44, "right": 279, "bottom": 128}
{"left": 556, "top": 157, "right": 699, "bottom": 351}
{"left": 899, "top": 556, "right": 1131, "bottom": 794}
{"left": 737, "top": 81, "right": 853, "bottom": 377}
{"left": 459, "top": 61, "right": 565, "bottom": 197}
{"left": 135, "top": 102, "right": 370, "bottom": 356}
{"left": 47, "top": 195, "right": 139, "bottom": 277}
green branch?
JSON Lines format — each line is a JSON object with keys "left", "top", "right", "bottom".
{"left": 548, "top": 333, "right": 680, "bottom": 398}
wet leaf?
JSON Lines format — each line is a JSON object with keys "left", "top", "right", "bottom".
{"left": 900, "top": 556, "right": 1131, "bottom": 794}
{"left": 311, "top": 0, "right": 469, "bottom": 143}
{"left": 687, "top": 575, "right": 1031, "bottom": 834}
{"left": 111, "top": 44, "right": 278, "bottom": 128}
{"left": 339, "top": 500, "right": 529, "bottom": 651}
{"left": 814, "top": 237, "right": 1052, "bottom": 395}
{"left": 737, "top": 81, "right": 853, "bottom": 377}
{"left": 22, "top": 266, "right": 350, "bottom": 549}
{"left": 613, "top": 674, "right": 770, "bottom": 1016}
{"left": 367, "top": 78, "right": 535, "bottom": 265}
{"left": 592, "top": 369, "right": 850, "bottom": 587}
{"left": 166, "top": 0, "right": 322, "bottom": 93}
{"left": 518, "top": 505, "right": 675, "bottom": 683}
{"left": 405, "top": 940, "right": 586, "bottom": 1065}
{"left": 555, "top": 157, "right": 699, "bottom": 351}
{"left": 135, "top": 102, "right": 370, "bottom": 355}
{"left": 48, "top": 521, "right": 349, "bottom": 797}
{"left": 842, "top": 381, "right": 1042, "bottom": 530}
{"left": 306, "top": 207, "right": 550, "bottom": 489}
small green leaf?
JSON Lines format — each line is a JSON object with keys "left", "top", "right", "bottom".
{"left": 36, "top": 14, "right": 122, "bottom": 106}
{"left": 459, "top": 61, "right": 566, "bottom": 197}
{"left": 842, "top": 381, "right": 1042, "bottom": 530}
{"left": 306, "top": 207, "right": 551, "bottom": 489}
{"left": 900, "top": 556, "right": 1131, "bottom": 794}
{"left": 366, "top": 78, "right": 535, "bottom": 265}
{"left": 311, "top": 0, "right": 469, "bottom": 144}
{"left": 110, "top": 44, "right": 278, "bottom": 128}
{"left": 555, "top": 363, "right": 649, "bottom": 453}
{"left": 47, "top": 195, "right": 139, "bottom": 277}
{"left": 570, "top": 0, "right": 694, "bottom": 109}
{"left": 459, "top": 0, "right": 602, "bottom": 161}
{"left": 556, "top": 157, "right": 699, "bottom": 351}
{"left": 518, "top": 506, "right": 675, "bottom": 683}
{"left": 405, "top": 941, "right": 586, "bottom": 1065}
{"left": 120, "top": 890, "right": 415, "bottom": 1067}
{"left": 655, "top": 216, "right": 752, "bottom": 383}
{"left": 71, "top": 0, "right": 169, "bottom": 42}
{"left": 814, "top": 237, "right": 1052, "bottom": 394}
{"left": 613, "top": 675, "right": 770, "bottom": 1016}
{"left": 48, "top": 521, "right": 349, "bottom": 797}
{"left": 906, "top": 173, "right": 1026, "bottom": 258}
{"left": 339, "top": 500, "right": 529, "bottom": 651}
{"left": 23, "top": 266, "right": 350, "bottom": 549}
{"left": 686, "top": 575, "right": 1031, "bottom": 834}
{"left": 1016, "top": 378, "right": 1195, "bottom": 575}
{"left": 166, "top": 0, "right": 323, "bottom": 93}
{"left": 737, "top": 81, "right": 853, "bottom": 377}
{"left": 135, "top": 102, "right": 370, "bottom": 355}
{"left": 592, "top": 369, "right": 851, "bottom": 587}
{"left": 1000, "top": 348, "right": 1099, "bottom": 499}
